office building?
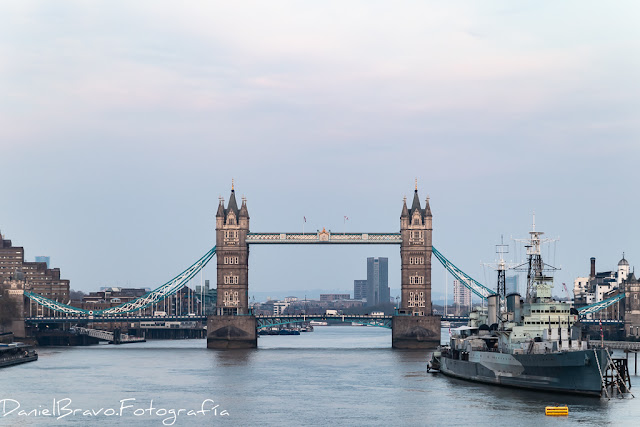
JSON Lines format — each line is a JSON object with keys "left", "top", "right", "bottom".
{"left": 453, "top": 279, "right": 471, "bottom": 314}
{"left": 354, "top": 280, "right": 367, "bottom": 300}
{"left": 506, "top": 275, "right": 519, "bottom": 295}
{"left": 35, "top": 256, "right": 50, "bottom": 268}
{"left": 273, "top": 301, "right": 289, "bottom": 315}
{"left": 320, "top": 294, "right": 350, "bottom": 302}
{"left": 0, "top": 231, "right": 69, "bottom": 306}
{"left": 366, "top": 257, "right": 389, "bottom": 307}
{"left": 196, "top": 280, "right": 218, "bottom": 315}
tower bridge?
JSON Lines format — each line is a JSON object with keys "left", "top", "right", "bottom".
{"left": 18, "top": 182, "right": 629, "bottom": 348}
{"left": 208, "top": 182, "right": 439, "bottom": 348}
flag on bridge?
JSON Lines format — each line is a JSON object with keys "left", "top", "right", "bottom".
{"left": 304, "top": 216, "right": 306, "bottom": 222}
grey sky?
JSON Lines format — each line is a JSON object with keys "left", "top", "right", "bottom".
{"left": 1, "top": 2, "right": 639, "bottom": 298}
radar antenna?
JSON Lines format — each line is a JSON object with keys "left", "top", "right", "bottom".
{"left": 483, "top": 235, "right": 517, "bottom": 322}
{"left": 513, "top": 213, "right": 559, "bottom": 302}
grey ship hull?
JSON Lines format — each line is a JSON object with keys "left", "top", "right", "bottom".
{"left": 440, "top": 348, "right": 608, "bottom": 396}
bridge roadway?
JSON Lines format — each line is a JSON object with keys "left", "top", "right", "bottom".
{"left": 24, "top": 315, "right": 621, "bottom": 326}
{"left": 25, "top": 315, "right": 470, "bottom": 327}
{"left": 24, "top": 315, "right": 207, "bottom": 324}
{"left": 246, "top": 232, "right": 402, "bottom": 244}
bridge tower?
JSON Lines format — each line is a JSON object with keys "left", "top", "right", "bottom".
{"left": 392, "top": 183, "right": 440, "bottom": 348}
{"left": 399, "top": 184, "right": 433, "bottom": 315}
{"left": 215, "top": 183, "right": 250, "bottom": 315}
{"left": 207, "top": 183, "right": 257, "bottom": 349}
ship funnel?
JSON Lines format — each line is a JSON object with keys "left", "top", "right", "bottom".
{"left": 488, "top": 294, "right": 499, "bottom": 326}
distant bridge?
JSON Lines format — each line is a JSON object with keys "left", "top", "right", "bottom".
{"left": 440, "top": 316, "right": 469, "bottom": 322}
{"left": 581, "top": 319, "right": 625, "bottom": 325}
{"left": 594, "top": 340, "right": 640, "bottom": 351}
{"left": 73, "top": 327, "right": 145, "bottom": 344}
{"left": 256, "top": 314, "right": 393, "bottom": 329}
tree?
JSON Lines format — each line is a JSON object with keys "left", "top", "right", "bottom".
{"left": 69, "top": 289, "right": 86, "bottom": 301}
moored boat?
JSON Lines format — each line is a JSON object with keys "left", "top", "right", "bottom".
{"left": 0, "top": 342, "right": 38, "bottom": 368}
{"left": 434, "top": 219, "right": 626, "bottom": 397}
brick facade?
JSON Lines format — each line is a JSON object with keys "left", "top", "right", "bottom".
{"left": 0, "top": 233, "right": 70, "bottom": 315}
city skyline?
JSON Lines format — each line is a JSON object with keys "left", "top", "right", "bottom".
{"left": 1, "top": 2, "right": 638, "bottom": 296}
{"left": 3, "top": 3, "right": 640, "bottom": 425}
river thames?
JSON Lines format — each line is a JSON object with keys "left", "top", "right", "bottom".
{"left": 2, "top": 327, "right": 638, "bottom": 426}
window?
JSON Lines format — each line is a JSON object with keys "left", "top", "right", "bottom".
{"left": 223, "top": 291, "right": 240, "bottom": 307}
{"left": 409, "top": 275, "right": 424, "bottom": 285}
{"left": 410, "top": 230, "right": 424, "bottom": 244}
{"left": 407, "top": 291, "right": 425, "bottom": 308}
{"left": 224, "top": 274, "right": 239, "bottom": 285}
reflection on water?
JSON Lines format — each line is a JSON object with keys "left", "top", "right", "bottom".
{"left": 2, "top": 327, "right": 638, "bottom": 426}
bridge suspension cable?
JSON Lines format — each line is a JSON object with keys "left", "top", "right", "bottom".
{"left": 24, "top": 246, "right": 217, "bottom": 316}
{"left": 432, "top": 247, "right": 496, "bottom": 299}
{"left": 24, "top": 291, "right": 89, "bottom": 315}
{"left": 577, "top": 293, "right": 625, "bottom": 317}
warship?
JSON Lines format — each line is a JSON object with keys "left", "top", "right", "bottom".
{"left": 430, "top": 219, "right": 620, "bottom": 396}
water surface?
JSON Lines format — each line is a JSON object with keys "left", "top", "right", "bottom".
{"left": 2, "top": 327, "right": 637, "bottom": 426}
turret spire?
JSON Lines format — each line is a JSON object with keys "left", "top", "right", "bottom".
{"left": 227, "top": 185, "right": 239, "bottom": 215}
{"left": 411, "top": 186, "right": 421, "bottom": 213}
{"left": 216, "top": 196, "right": 225, "bottom": 217}
{"left": 424, "top": 195, "right": 432, "bottom": 217}
{"left": 239, "top": 195, "right": 249, "bottom": 218}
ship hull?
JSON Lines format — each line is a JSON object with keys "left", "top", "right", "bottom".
{"left": 439, "top": 348, "right": 608, "bottom": 396}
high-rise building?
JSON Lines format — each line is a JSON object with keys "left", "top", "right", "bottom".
{"left": 35, "top": 256, "right": 50, "bottom": 268}
{"left": 366, "top": 257, "right": 389, "bottom": 307}
{"left": 453, "top": 279, "right": 471, "bottom": 314}
{"left": 354, "top": 280, "right": 367, "bottom": 300}
{"left": 506, "top": 275, "right": 519, "bottom": 295}
{"left": 0, "top": 231, "right": 69, "bottom": 308}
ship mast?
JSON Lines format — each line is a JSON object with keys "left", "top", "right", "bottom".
{"left": 514, "top": 213, "right": 559, "bottom": 302}
{"left": 483, "top": 236, "right": 514, "bottom": 323}
{"left": 525, "top": 213, "right": 543, "bottom": 301}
